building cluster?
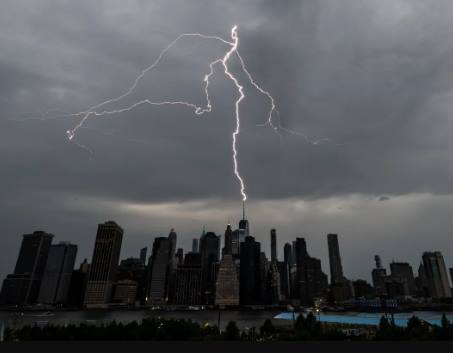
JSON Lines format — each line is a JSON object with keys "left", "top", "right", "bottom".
{"left": 1, "top": 208, "right": 453, "bottom": 309}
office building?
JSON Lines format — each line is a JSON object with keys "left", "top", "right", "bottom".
{"left": 390, "top": 261, "right": 416, "bottom": 296}
{"left": 327, "top": 234, "right": 353, "bottom": 302}
{"left": 352, "top": 279, "right": 375, "bottom": 298}
{"left": 240, "top": 236, "right": 262, "bottom": 305}
{"left": 199, "top": 231, "right": 220, "bottom": 304}
{"left": 372, "top": 255, "right": 387, "bottom": 297}
{"left": 277, "top": 261, "right": 290, "bottom": 301}
{"left": 84, "top": 221, "right": 123, "bottom": 307}
{"left": 113, "top": 280, "right": 138, "bottom": 305}
{"left": 421, "top": 251, "right": 451, "bottom": 298}
{"left": 67, "top": 259, "right": 90, "bottom": 307}
{"left": 147, "top": 237, "right": 172, "bottom": 304}
{"left": 139, "top": 247, "right": 147, "bottom": 265}
{"left": 38, "top": 242, "right": 78, "bottom": 305}
{"left": 117, "top": 257, "right": 147, "bottom": 303}
{"left": 270, "top": 229, "right": 277, "bottom": 262}
{"left": 266, "top": 261, "right": 281, "bottom": 305}
{"left": 215, "top": 254, "right": 240, "bottom": 306}
{"left": 222, "top": 224, "right": 233, "bottom": 256}
{"left": 327, "top": 234, "right": 344, "bottom": 284}
{"left": 293, "top": 237, "right": 328, "bottom": 306}
{"left": 0, "top": 231, "right": 53, "bottom": 305}
{"left": 192, "top": 238, "right": 199, "bottom": 254}
{"left": 283, "top": 242, "right": 293, "bottom": 267}
{"left": 174, "top": 253, "right": 202, "bottom": 305}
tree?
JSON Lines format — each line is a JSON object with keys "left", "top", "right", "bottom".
{"left": 294, "top": 313, "right": 306, "bottom": 331}
{"left": 224, "top": 321, "right": 240, "bottom": 341}
{"left": 434, "top": 313, "right": 453, "bottom": 340}
{"left": 406, "top": 315, "right": 429, "bottom": 340}
{"left": 293, "top": 312, "right": 322, "bottom": 340}
{"left": 305, "top": 312, "right": 321, "bottom": 336}
{"left": 260, "top": 319, "right": 276, "bottom": 338}
{"left": 375, "top": 315, "right": 405, "bottom": 340}
{"left": 441, "top": 314, "right": 450, "bottom": 330}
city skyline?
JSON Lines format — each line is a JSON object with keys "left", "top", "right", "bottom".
{"left": 1, "top": 208, "right": 452, "bottom": 292}
{"left": 2, "top": 213, "right": 452, "bottom": 310}
{"left": 3, "top": 1, "right": 453, "bottom": 294}
{"left": 1, "top": 202, "right": 453, "bottom": 284}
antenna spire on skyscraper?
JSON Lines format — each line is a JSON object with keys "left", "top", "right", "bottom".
{"left": 242, "top": 200, "right": 246, "bottom": 220}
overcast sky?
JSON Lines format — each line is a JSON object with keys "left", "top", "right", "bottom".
{"left": 2, "top": 0, "right": 453, "bottom": 283}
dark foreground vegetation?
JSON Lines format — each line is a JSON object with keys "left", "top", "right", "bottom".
{"left": 4, "top": 312, "right": 453, "bottom": 341}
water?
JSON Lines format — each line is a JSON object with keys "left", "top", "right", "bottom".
{"left": 274, "top": 311, "right": 453, "bottom": 327}
{"left": 0, "top": 309, "right": 275, "bottom": 331}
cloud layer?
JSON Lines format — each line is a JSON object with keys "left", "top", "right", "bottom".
{"left": 2, "top": 0, "right": 453, "bottom": 281}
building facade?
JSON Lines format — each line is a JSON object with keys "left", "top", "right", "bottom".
{"left": 38, "top": 242, "right": 77, "bottom": 305}
{"left": 147, "top": 237, "right": 172, "bottom": 304}
{"left": 270, "top": 229, "right": 277, "bottom": 262}
{"left": 0, "top": 231, "right": 54, "bottom": 305}
{"left": 293, "top": 237, "right": 328, "bottom": 306}
{"left": 174, "top": 253, "right": 202, "bottom": 305}
{"left": 422, "top": 251, "right": 451, "bottom": 298}
{"left": 84, "top": 221, "right": 123, "bottom": 307}
{"left": 215, "top": 254, "right": 240, "bottom": 306}
{"left": 199, "top": 231, "right": 220, "bottom": 304}
{"left": 240, "top": 236, "right": 262, "bottom": 305}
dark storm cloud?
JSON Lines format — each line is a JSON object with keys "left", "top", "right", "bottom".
{"left": 2, "top": 0, "right": 453, "bottom": 280}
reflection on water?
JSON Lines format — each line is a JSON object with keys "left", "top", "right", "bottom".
{"left": 274, "top": 311, "right": 453, "bottom": 327}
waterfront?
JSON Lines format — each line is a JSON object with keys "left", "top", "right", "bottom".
{"left": 275, "top": 311, "right": 453, "bottom": 327}
{"left": 3, "top": 309, "right": 453, "bottom": 331}
{"left": 0, "top": 310, "right": 276, "bottom": 331}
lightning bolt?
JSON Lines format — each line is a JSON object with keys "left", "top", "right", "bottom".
{"left": 34, "top": 25, "right": 329, "bottom": 202}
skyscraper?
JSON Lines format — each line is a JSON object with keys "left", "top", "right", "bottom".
{"left": 266, "top": 261, "right": 281, "bottom": 305}
{"left": 390, "top": 262, "right": 416, "bottom": 296}
{"left": 372, "top": 255, "right": 387, "bottom": 297}
{"left": 277, "top": 261, "right": 290, "bottom": 301}
{"left": 0, "top": 231, "right": 54, "bottom": 305}
{"left": 139, "top": 247, "right": 148, "bottom": 265}
{"left": 117, "top": 257, "right": 147, "bottom": 303}
{"left": 168, "top": 229, "right": 177, "bottom": 264}
{"left": 416, "top": 263, "right": 430, "bottom": 298}
{"left": 67, "top": 259, "right": 90, "bottom": 307}
{"left": 231, "top": 229, "right": 241, "bottom": 259}
{"left": 192, "top": 238, "right": 199, "bottom": 254}
{"left": 199, "top": 231, "right": 220, "bottom": 304}
{"left": 215, "top": 254, "right": 239, "bottom": 306}
{"left": 223, "top": 224, "right": 233, "bottom": 256}
{"left": 174, "top": 253, "right": 202, "bottom": 305}
{"left": 270, "top": 229, "right": 277, "bottom": 262}
{"left": 84, "top": 221, "right": 123, "bottom": 307}
{"left": 450, "top": 268, "right": 453, "bottom": 290}
{"left": 327, "top": 234, "right": 344, "bottom": 284}
{"left": 166, "top": 229, "right": 179, "bottom": 303}
{"left": 147, "top": 237, "right": 172, "bottom": 304}
{"left": 238, "top": 202, "right": 250, "bottom": 239}
{"left": 352, "top": 279, "right": 375, "bottom": 298}
{"left": 259, "top": 252, "right": 270, "bottom": 302}
{"left": 38, "top": 242, "right": 78, "bottom": 305}
{"left": 283, "top": 243, "right": 293, "bottom": 267}
{"left": 240, "top": 236, "right": 261, "bottom": 305}
{"left": 175, "top": 248, "right": 184, "bottom": 266}
{"left": 293, "top": 238, "right": 328, "bottom": 306}
{"left": 422, "top": 251, "right": 451, "bottom": 298}
{"left": 327, "top": 234, "right": 353, "bottom": 303}
{"left": 113, "top": 280, "right": 137, "bottom": 305}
